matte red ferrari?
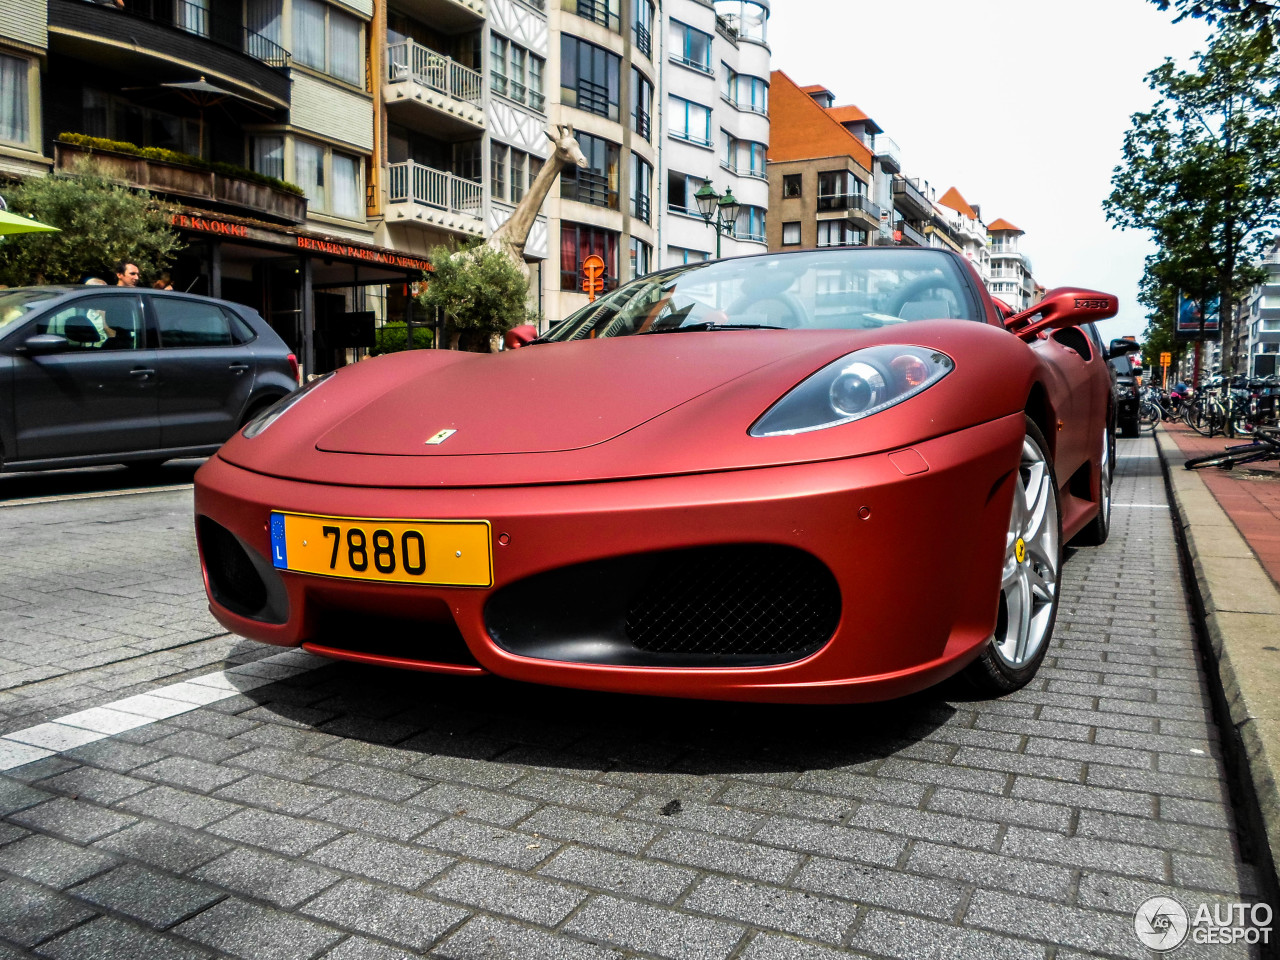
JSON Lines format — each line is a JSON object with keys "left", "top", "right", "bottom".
{"left": 194, "top": 247, "right": 1122, "bottom": 703}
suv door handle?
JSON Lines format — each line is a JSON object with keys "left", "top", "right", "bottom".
{"left": 129, "top": 367, "right": 156, "bottom": 379}
{"left": 228, "top": 362, "right": 250, "bottom": 375}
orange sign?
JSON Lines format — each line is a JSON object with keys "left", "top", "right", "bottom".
{"left": 581, "top": 254, "right": 605, "bottom": 301}
{"left": 1160, "top": 351, "right": 1172, "bottom": 366}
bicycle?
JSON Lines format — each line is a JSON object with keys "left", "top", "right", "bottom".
{"left": 1185, "top": 425, "right": 1280, "bottom": 470}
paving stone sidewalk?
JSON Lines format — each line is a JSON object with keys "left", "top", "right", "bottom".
{"left": 0, "top": 436, "right": 1269, "bottom": 959}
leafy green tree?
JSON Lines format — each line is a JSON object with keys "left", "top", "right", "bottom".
{"left": 1104, "top": 24, "right": 1280, "bottom": 375}
{"left": 1149, "top": 0, "right": 1279, "bottom": 48}
{"left": 0, "top": 163, "right": 183, "bottom": 286}
{"left": 417, "top": 241, "right": 538, "bottom": 352}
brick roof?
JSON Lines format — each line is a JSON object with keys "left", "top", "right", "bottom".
{"left": 937, "top": 187, "right": 978, "bottom": 221}
{"left": 768, "top": 71, "right": 873, "bottom": 171}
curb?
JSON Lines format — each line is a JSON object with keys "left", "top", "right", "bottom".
{"left": 1155, "top": 428, "right": 1280, "bottom": 894}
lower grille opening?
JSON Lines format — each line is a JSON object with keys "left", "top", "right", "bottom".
{"left": 486, "top": 544, "right": 841, "bottom": 667}
{"left": 309, "top": 609, "right": 480, "bottom": 668}
{"left": 198, "top": 516, "right": 269, "bottom": 618}
{"left": 626, "top": 545, "right": 841, "bottom": 659}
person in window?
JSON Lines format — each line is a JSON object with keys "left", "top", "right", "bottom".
{"left": 152, "top": 272, "right": 173, "bottom": 291}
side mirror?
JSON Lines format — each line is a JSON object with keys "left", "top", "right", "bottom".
{"left": 18, "top": 334, "right": 71, "bottom": 355}
{"left": 1108, "top": 338, "right": 1141, "bottom": 360}
{"left": 1003, "top": 287, "right": 1119, "bottom": 341}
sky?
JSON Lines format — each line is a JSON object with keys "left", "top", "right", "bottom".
{"left": 767, "top": 0, "right": 1213, "bottom": 344}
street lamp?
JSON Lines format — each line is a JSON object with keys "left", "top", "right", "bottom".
{"left": 694, "top": 181, "right": 740, "bottom": 258}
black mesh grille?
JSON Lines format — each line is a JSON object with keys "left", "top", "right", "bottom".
{"left": 198, "top": 516, "right": 268, "bottom": 617}
{"left": 624, "top": 545, "right": 840, "bottom": 659}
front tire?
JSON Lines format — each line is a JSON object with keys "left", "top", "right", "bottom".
{"left": 962, "top": 416, "right": 1062, "bottom": 696}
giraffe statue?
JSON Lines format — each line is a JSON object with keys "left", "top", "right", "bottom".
{"left": 486, "top": 124, "right": 588, "bottom": 275}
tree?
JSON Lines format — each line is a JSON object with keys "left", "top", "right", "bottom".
{"left": 1104, "top": 24, "right": 1280, "bottom": 375}
{"left": 1149, "top": 0, "right": 1280, "bottom": 48}
{"left": 0, "top": 163, "right": 183, "bottom": 287}
{"left": 417, "top": 241, "right": 539, "bottom": 352}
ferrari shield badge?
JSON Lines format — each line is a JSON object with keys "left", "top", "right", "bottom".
{"left": 425, "top": 429, "right": 457, "bottom": 445}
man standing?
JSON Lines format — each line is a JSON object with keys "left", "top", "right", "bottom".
{"left": 115, "top": 261, "right": 140, "bottom": 286}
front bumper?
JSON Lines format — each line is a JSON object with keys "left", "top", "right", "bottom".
{"left": 194, "top": 413, "right": 1025, "bottom": 703}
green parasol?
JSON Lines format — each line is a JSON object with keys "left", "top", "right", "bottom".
{"left": 0, "top": 210, "right": 59, "bottom": 236}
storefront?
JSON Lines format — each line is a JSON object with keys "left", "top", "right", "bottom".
{"left": 166, "top": 210, "right": 434, "bottom": 378}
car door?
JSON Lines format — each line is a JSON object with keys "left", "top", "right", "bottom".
{"left": 1035, "top": 326, "right": 1097, "bottom": 477}
{"left": 11, "top": 293, "right": 160, "bottom": 462}
{"left": 150, "top": 295, "right": 257, "bottom": 449}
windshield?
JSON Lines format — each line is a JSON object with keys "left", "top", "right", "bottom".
{"left": 543, "top": 249, "right": 980, "bottom": 342}
{"left": 0, "top": 289, "right": 65, "bottom": 337}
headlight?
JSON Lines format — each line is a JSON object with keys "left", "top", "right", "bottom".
{"left": 750, "top": 345, "right": 953, "bottom": 437}
{"left": 241, "top": 372, "right": 334, "bottom": 439}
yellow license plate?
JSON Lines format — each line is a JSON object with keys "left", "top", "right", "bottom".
{"left": 269, "top": 512, "right": 492, "bottom": 587}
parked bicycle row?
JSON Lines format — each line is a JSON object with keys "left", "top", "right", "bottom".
{"left": 1140, "top": 374, "right": 1280, "bottom": 438}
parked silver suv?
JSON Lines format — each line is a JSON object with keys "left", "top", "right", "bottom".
{"left": 0, "top": 286, "right": 298, "bottom": 472}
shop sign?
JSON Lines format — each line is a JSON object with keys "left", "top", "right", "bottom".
{"left": 171, "top": 213, "right": 249, "bottom": 238}
{"left": 297, "top": 236, "right": 432, "bottom": 273}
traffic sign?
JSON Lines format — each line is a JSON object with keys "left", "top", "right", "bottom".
{"left": 581, "top": 254, "right": 605, "bottom": 301}
{"left": 1160, "top": 351, "right": 1172, "bottom": 366}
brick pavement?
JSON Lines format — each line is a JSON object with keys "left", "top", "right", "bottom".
{"left": 0, "top": 437, "right": 1269, "bottom": 959}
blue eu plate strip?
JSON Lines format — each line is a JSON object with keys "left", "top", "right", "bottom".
{"left": 269, "top": 512, "right": 288, "bottom": 569}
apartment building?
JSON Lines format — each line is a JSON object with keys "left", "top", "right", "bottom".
{"left": 1239, "top": 240, "right": 1280, "bottom": 377}
{"left": 986, "top": 219, "right": 1036, "bottom": 312}
{"left": 659, "top": 0, "right": 771, "bottom": 269}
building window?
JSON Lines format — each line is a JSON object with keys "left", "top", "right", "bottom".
{"left": 490, "top": 35, "right": 508, "bottom": 97}
{"left": 782, "top": 174, "right": 802, "bottom": 198}
{"left": 561, "top": 131, "right": 619, "bottom": 209}
{"left": 667, "top": 246, "right": 708, "bottom": 267}
{"left": 633, "top": 0, "right": 654, "bottom": 58}
{"left": 564, "top": 0, "right": 621, "bottom": 32}
{"left": 718, "top": 1, "right": 768, "bottom": 42}
{"left": 670, "top": 20, "right": 712, "bottom": 73}
{"left": 667, "top": 171, "right": 702, "bottom": 216}
{"left": 782, "top": 221, "right": 801, "bottom": 246}
{"left": 529, "top": 57, "right": 545, "bottom": 110}
{"left": 491, "top": 143, "right": 508, "bottom": 200}
{"left": 736, "top": 205, "right": 766, "bottom": 243}
{"left": 293, "top": 0, "right": 365, "bottom": 86}
{"left": 669, "top": 96, "right": 711, "bottom": 147}
{"left": 561, "top": 36, "right": 621, "bottom": 121}
{"left": 722, "top": 136, "right": 766, "bottom": 177}
{"left": 629, "top": 236, "right": 652, "bottom": 279}
{"left": 817, "top": 220, "right": 865, "bottom": 247}
{"left": 561, "top": 222, "right": 619, "bottom": 291}
{"left": 721, "top": 66, "right": 767, "bottom": 114}
{"left": 0, "top": 53, "right": 30, "bottom": 146}
{"left": 631, "top": 153, "right": 652, "bottom": 223}
{"left": 631, "top": 68, "right": 653, "bottom": 141}
{"left": 295, "top": 139, "right": 363, "bottom": 219}
{"left": 510, "top": 150, "right": 528, "bottom": 203}
{"left": 252, "top": 136, "right": 285, "bottom": 181}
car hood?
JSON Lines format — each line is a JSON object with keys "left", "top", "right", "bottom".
{"left": 218, "top": 321, "right": 1040, "bottom": 488}
{"left": 313, "top": 333, "right": 794, "bottom": 456}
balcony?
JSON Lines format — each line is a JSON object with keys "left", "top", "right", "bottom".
{"left": 574, "top": 0, "right": 621, "bottom": 32}
{"left": 897, "top": 220, "right": 926, "bottom": 246}
{"left": 386, "top": 161, "right": 484, "bottom": 236}
{"left": 385, "top": 41, "right": 485, "bottom": 133}
{"left": 563, "top": 170, "right": 619, "bottom": 210}
{"left": 874, "top": 136, "right": 901, "bottom": 175}
{"left": 892, "top": 176, "right": 932, "bottom": 220}
{"left": 48, "top": 0, "right": 289, "bottom": 108}
{"left": 817, "top": 193, "right": 881, "bottom": 223}
{"left": 54, "top": 139, "right": 305, "bottom": 224}
{"left": 633, "top": 22, "right": 652, "bottom": 58}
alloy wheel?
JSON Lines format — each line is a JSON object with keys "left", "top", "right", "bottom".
{"left": 992, "top": 433, "right": 1060, "bottom": 667}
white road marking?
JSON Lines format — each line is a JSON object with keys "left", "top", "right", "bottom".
{"left": 0, "top": 649, "right": 327, "bottom": 771}
{"left": 0, "top": 484, "right": 193, "bottom": 508}
{"left": 1114, "top": 504, "right": 1171, "bottom": 509}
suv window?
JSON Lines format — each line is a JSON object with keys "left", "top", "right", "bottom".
{"left": 154, "top": 298, "right": 251, "bottom": 348}
{"left": 37, "top": 296, "right": 144, "bottom": 351}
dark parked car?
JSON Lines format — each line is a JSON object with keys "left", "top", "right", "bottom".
{"left": 1109, "top": 344, "right": 1142, "bottom": 437}
{"left": 0, "top": 286, "right": 298, "bottom": 472}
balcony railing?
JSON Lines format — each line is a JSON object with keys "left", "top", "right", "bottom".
{"left": 897, "top": 220, "right": 926, "bottom": 246}
{"left": 632, "top": 110, "right": 651, "bottom": 140}
{"left": 387, "top": 161, "right": 482, "bottom": 219}
{"left": 670, "top": 53, "right": 714, "bottom": 76}
{"left": 874, "top": 135, "right": 901, "bottom": 172}
{"left": 387, "top": 41, "right": 483, "bottom": 107}
{"left": 633, "top": 21, "right": 652, "bottom": 58}
{"left": 576, "top": 0, "right": 621, "bottom": 30}
{"left": 818, "top": 193, "right": 880, "bottom": 220}
{"left": 632, "top": 193, "right": 651, "bottom": 223}
{"left": 118, "top": 0, "right": 289, "bottom": 67}
{"left": 563, "top": 169, "right": 618, "bottom": 209}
